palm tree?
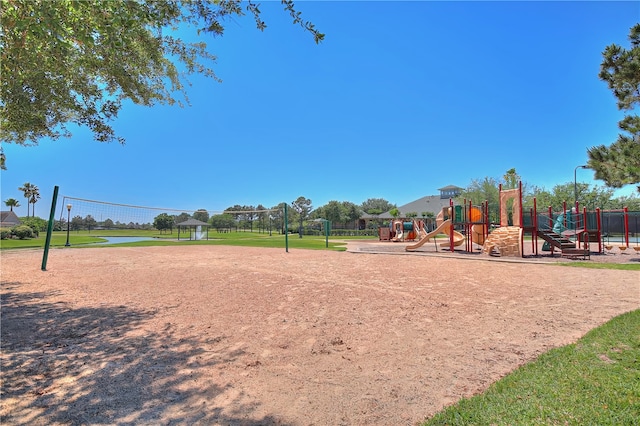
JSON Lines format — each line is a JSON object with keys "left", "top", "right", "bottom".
{"left": 4, "top": 198, "right": 20, "bottom": 212}
{"left": 29, "top": 186, "right": 41, "bottom": 217}
{"left": 18, "top": 182, "right": 35, "bottom": 217}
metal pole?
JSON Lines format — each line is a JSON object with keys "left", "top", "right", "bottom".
{"left": 574, "top": 165, "right": 587, "bottom": 207}
{"left": 41, "top": 186, "right": 59, "bottom": 271}
{"left": 325, "top": 220, "right": 329, "bottom": 248}
{"left": 284, "top": 204, "right": 289, "bottom": 252}
{"left": 65, "top": 204, "right": 72, "bottom": 246}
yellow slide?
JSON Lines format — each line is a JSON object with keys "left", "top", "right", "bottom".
{"left": 405, "top": 219, "right": 465, "bottom": 251}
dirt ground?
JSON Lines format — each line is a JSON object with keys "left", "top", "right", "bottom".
{"left": 1, "top": 241, "right": 639, "bottom": 425}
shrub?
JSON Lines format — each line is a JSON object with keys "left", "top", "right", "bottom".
{"left": 0, "top": 228, "right": 12, "bottom": 240}
{"left": 20, "top": 216, "right": 47, "bottom": 233}
{"left": 12, "top": 225, "right": 35, "bottom": 239}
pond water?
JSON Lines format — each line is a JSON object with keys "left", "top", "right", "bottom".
{"left": 91, "top": 236, "right": 157, "bottom": 245}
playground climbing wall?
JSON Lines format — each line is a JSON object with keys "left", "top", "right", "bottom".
{"left": 481, "top": 226, "right": 523, "bottom": 257}
{"left": 481, "top": 185, "right": 524, "bottom": 257}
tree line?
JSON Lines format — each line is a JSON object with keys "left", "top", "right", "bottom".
{"left": 151, "top": 197, "right": 397, "bottom": 234}
{"left": 3, "top": 172, "right": 640, "bottom": 236}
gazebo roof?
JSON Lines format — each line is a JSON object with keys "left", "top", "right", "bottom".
{"left": 176, "top": 218, "right": 209, "bottom": 226}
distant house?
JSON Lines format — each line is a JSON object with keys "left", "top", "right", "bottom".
{"left": 0, "top": 211, "right": 21, "bottom": 227}
{"left": 358, "top": 185, "right": 464, "bottom": 228}
{"left": 371, "top": 185, "right": 463, "bottom": 220}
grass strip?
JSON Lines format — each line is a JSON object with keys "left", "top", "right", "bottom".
{"left": 423, "top": 309, "right": 640, "bottom": 425}
{"left": 556, "top": 262, "right": 640, "bottom": 271}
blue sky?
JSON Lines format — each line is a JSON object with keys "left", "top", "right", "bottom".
{"left": 2, "top": 1, "right": 639, "bottom": 218}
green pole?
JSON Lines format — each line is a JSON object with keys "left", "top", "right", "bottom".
{"left": 41, "top": 186, "right": 59, "bottom": 271}
{"left": 284, "top": 203, "right": 289, "bottom": 252}
{"left": 325, "top": 220, "right": 329, "bottom": 248}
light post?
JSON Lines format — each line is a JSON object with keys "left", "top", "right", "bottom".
{"left": 65, "top": 204, "right": 72, "bottom": 246}
{"left": 574, "top": 165, "right": 587, "bottom": 207}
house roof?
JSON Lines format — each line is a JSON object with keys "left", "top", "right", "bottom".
{"left": 176, "top": 218, "right": 209, "bottom": 227}
{"left": 362, "top": 184, "right": 464, "bottom": 220}
{"left": 0, "top": 211, "right": 21, "bottom": 227}
{"left": 438, "top": 185, "right": 464, "bottom": 191}
{"left": 376, "top": 195, "right": 453, "bottom": 219}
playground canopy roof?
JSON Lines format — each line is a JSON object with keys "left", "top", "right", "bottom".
{"left": 176, "top": 218, "right": 209, "bottom": 227}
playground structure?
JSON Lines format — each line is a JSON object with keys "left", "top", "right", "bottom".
{"left": 481, "top": 186, "right": 524, "bottom": 257}
{"left": 389, "top": 219, "right": 421, "bottom": 242}
{"left": 380, "top": 182, "right": 639, "bottom": 259}
{"left": 404, "top": 206, "right": 482, "bottom": 251}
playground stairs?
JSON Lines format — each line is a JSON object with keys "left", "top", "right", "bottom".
{"left": 537, "top": 230, "right": 590, "bottom": 259}
{"left": 537, "top": 230, "right": 578, "bottom": 251}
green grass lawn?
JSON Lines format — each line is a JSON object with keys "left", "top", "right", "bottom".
{"left": 423, "top": 309, "right": 640, "bottom": 425}
{"left": 0, "top": 230, "right": 356, "bottom": 251}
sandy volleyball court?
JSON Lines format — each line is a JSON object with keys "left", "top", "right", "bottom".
{"left": 1, "top": 244, "right": 639, "bottom": 425}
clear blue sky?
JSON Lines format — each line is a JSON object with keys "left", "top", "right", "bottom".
{"left": 2, "top": 1, "right": 639, "bottom": 218}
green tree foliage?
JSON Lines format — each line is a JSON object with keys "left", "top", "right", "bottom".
{"left": 193, "top": 209, "right": 209, "bottom": 223}
{"left": 502, "top": 168, "right": 521, "bottom": 190}
{"left": 70, "top": 215, "right": 83, "bottom": 231}
{"left": 530, "top": 183, "right": 616, "bottom": 211}
{"left": 458, "top": 177, "right": 501, "bottom": 208}
{"left": 360, "top": 198, "right": 395, "bottom": 215}
{"left": 84, "top": 214, "right": 97, "bottom": 232}
{"left": 614, "top": 193, "right": 640, "bottom": 210}
{"left": 174, "top": 212, "right": 190, "bottom": 224}
{"left": 240, "top": 205, "right": 258, "bottom": 231}
{"left": 153, "top": 213, "right": 174, "bottom": 233}
{"left": 343, "top": 201, "right": 362, "bottom": 227}
{"left": 459, "top": 169, "right": 531, "bottom": 208}
{"left": 209, "top": 213, "right": 236, "bottom": 231}
{"left": 588, "top": 23, "right": 640, "bottom": 192}
{"left": 19, "top": 216, "right": 47, "bottom": 233}
{"left": 29, "top": 187, "right": 41, "bottom": 217}
{"left": 0, "top": 0, "right": 323, "bottom": 153}
{"left": 225, "top": 205, "right": 244, "bottom": 221}
{"left": 18, "top": 182, "right": 37, "bottom": 217}
{"left": 291, "top": 196, "right": 312, "bottom": 237}
{"left": 269, "top": 203, "right": 286, "bottom": 234}
{"left": 313, "top": 201, "right": 363, "bottom": 228}
{"left": 255, "top": 204, "right": 269, "bottom": 232}
{"left": 1, "top": 228, "right": 12, "bottom": 239}
{"left": 12, "top": 224, "right": 34, "bottom": 239}
{"left": 3, "top": 198, "right": 20, "bottom": 211}
{"left": 315, "top": 200, "right": 343, "bottom": 223}
{"left": 528, "top": 183, "right": 640, "bottom": 210}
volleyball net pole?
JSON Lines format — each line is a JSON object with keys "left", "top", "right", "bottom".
{"left": 41, "top": 185, "right": 59, "bottom": 271}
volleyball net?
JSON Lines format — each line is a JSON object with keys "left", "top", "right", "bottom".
{"left": 58, "top": 196, "right": 283, "bottom": 230}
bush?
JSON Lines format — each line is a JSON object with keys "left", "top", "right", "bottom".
{"left": 20, "top": 216, "right": 47, "bottom": 233}
{"left": 12, "top": 225, "right": 35, "bottom": 239}
{"left": 0, "top": 228, "right": 12, "bottom": 240}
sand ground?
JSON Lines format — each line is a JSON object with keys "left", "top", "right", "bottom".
{"left": 1, "top": 242, "right": 639, "bottom": 425}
